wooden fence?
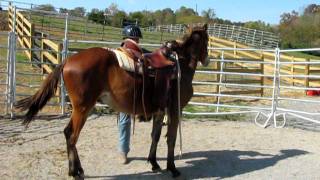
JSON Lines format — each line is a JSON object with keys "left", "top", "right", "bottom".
{"left": 209, "top": 36, "right": 320, "bottom": 88}
{"left": 207, "top": 36, "right": 264, "bottom": 97}
{"left": 8, "top": 5, "right": 62, "bottom": 74}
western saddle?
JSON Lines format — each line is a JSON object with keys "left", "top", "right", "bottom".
{"left": 118, "top": 39, "right": 177, "bottom": 114}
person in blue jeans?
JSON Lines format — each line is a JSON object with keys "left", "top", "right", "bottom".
{"left": 118, "top": 25, "right": 143, "bottom": 164}
{"left": 118, "top": 112, "right": 131, "bottom": 164}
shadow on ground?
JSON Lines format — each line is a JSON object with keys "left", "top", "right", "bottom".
{"left": 85, "top": 149, "right": 308, "bottom": 179}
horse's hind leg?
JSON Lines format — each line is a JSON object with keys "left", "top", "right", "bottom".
{"left": 148, "top": 113, "right": 164, "bottom": 171}
{"left": 64, "top": 106, "right": 92, "bottom": 179}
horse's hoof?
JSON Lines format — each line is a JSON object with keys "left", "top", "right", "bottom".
{"left": 74, "top": 175, "right": 84, "bottom": 180}
{"left": 69, "top": 169, "right": 84, "bottom": 180}
{"left": 74, "top": 172, "right": 84, "bottom": 180}
{"left": 167, "top": 168, "right": 181, "bottom": 178}
{"left": 150, "top": 162, "right": 161, "bottom": 172}
{"left": 152, "top": 165, "right": 162, "bottom": 172}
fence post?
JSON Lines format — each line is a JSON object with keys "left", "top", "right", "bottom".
{"left": 252, "top": 29, "right": 256, "bottom": 46}
{"left": 7, "top": 31, "right": 17, "bottom": 118}
{"left": 305, "top": 58, "right": 310, "bottom": 90}
{"left": 237, "top": 26, "right": 241, "bottom": 42}
{"left": 84, "top": 18, "right": 88, "bottom": 38}
{"left": 291, "top": 56, "right": 294, "bottom": 86}
{"left": 233, "top": 42, "right": 237, "bottom": 58}
{"left": 218, "top": 24, "right": 221, "bottom": 38}
{"left": 231, "top": 25, "right": 235, "bottom": 40}
{"left": 41, "top": 33, "right": 44, "bottom": 75}
{"left": 6, "top": 32, "right": 12, "bottom": 115}
{"left": 8, "top": 7, "right": 17, "bottom": 118}
{"left": 245, "top": 28, "right": 249, "bottom": 44}
{"left": 29, "top": 23, "right": 35, "bottom": 62}
{"left": 260, "top": 54, "right": 264, "bottom": 96}
{"left": 260, "top": 31, "right": 264, "bottom": 48}
{"left": 60, "top": 13, "right": 69, "bottom": 115}
{"left": 216, "top": 51, "right": 224, "bottom": 112}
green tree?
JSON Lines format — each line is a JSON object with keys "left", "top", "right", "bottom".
{"left": 202, "top": 8, "right": 215, "bottom": 23}
{"left": 111, "top": 10, "right": 127, "bottom": 27}
{"left": 34, "top": 4, "right": 56, "bottom": 12}
{"left": 244, "top": 20, "right": 273, "bottom": 32}
{"left": 128, "top": 11, "right": 144, "bottom": 25}
{"left": 87, "top": 8, "right": 105, "bottom": 24}
{"left": 70, "top": 7, "right": 86, "bottom": 17}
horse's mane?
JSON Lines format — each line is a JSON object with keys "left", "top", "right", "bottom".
{"left": 180, "top": 24, "right": 208, "bottom": 46}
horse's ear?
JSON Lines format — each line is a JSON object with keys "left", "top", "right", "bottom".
{"left": 203, "top": 24, "right": 208, "bottom": 31}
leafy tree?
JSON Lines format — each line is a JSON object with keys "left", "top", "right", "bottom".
{"left": 128, "top": 11, "right": 144, "bottom": 25}
{"left": 87, "top": 8, "right": 105, "bottom": 24}
{"left": 244, "top": 20, "right": 273, "bottom": 32}
{"left": 33, "top": 4, "right": 56, "bottom": 12}
{"left": 278, "top": 4, "right": 320, "bottom": 51}
{"left": 59, "top": 8, "right": 68, "bottom": 14}
{"left": 176, "top": 6, "right": 198, "bottom": 17}
{"left": 110, "top": 10, "right": 127, "bottom": 27}
{"left": 202, "top": 8, "right": 215, "bottom": 23}
{"left": 70, "top": 7, "right": 86, "bottom": 17}
{"left": 304, "top": 4, "right": 320, "bottom": 15}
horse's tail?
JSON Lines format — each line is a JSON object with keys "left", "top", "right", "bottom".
{"left": 15, "top": 64, "right": 64, "bottom": 126}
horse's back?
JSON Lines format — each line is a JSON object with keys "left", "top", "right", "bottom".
{"left": 63, "top": 47, "right": 117, "bottom": 106}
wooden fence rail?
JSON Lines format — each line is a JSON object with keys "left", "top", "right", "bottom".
{"left": 8, "top": 4, "right": 62, "bottom": 75}
{"left": 209, "top": 36, "right": 320, "bottom": 88}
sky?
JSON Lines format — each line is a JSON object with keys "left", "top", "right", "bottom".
{"left": 2, "top": 0, "right": 320, "bottom": 25}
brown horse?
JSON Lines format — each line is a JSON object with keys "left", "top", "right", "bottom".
{"left": 15, "top": 24, "right": 208, "bottom": 178}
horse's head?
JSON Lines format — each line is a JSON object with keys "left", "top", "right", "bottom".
{"left": 181, "top": 24, "right": 209, "bottom": 67}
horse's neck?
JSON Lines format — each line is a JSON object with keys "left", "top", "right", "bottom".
{"left": 179, "top": 58, "right": 196, "bottom": 84}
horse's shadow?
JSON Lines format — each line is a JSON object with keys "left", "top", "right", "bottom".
{"left": 85, "top": 149, "right": 308, "bottom": 179}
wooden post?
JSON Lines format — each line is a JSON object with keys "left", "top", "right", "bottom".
{"left": 29, "top": 23, "right": 35, "bottom": 62}
{"left": 291, "top": 56, "right": 294, "bottom": 86}
{"left": 233, "top": 42, "right": 237, "bottom": 58}
{"left": 260, "top": 54, "right": 264, "bottom": 97}
{"left": 214, "top": 60, "right": 221, "bottom": 103}
{"left": 305, "top": 58, "right": 310, "bottom": 89}
{"left": 41, "top": 33, "right": 44, "bottom": 75}
{"left": 57, "top": 43, "right": 63, "bottom": 64}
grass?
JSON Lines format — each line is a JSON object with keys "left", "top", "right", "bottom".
{"left": 286, "top": 51, "right": 320, "bottom": 60}
{"left": 28, "top": 13, "right": 182, "bottom": 47}
{"left": 183, "top": 104, "right": 248, "bottom": 121}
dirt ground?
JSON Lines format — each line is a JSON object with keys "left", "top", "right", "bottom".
{"left": 1, "top": 115, "right": 320, "bottom": 180}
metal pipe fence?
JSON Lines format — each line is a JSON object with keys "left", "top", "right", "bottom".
{"left": 187, "top": 47, "right": 320, "bottom": 128}
{"left": 144, "top": 23, "right": 279, "bottom": 49}
{"left": 1, "top": 3, "right": 320, "bottom": 130}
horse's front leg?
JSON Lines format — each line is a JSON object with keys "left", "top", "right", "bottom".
{"left": 148, "top": 113, "right": 164, "bottom": 172}
{"left": 166, "top": 112, "right": 181, "bottom": 177}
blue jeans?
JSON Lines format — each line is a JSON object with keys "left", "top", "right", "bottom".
{"left": 118, "top": 112, "right": 131, "bottom": 154}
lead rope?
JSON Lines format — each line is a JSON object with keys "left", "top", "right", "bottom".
{"left": 175, "top": 53, "right": 183, "bottom": 158}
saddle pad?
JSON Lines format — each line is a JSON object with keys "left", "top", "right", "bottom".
{"left": 111, "top": 49, "right": 143, "bottom": 74}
